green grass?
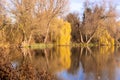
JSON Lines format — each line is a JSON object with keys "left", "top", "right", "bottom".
{"left": 23, "top": 42, "right": 99, "bottom": 49}
{"left": 29, "top": 43, "right": 54, "bottom": 49}
{"left": 70, "top": 43, "right": 98, "bottom": 47}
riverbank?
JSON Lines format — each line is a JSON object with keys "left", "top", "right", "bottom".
{"left": 1, "top": 42, "right": 119, "bottom": 49}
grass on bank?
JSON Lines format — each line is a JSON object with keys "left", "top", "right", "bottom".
{"left": 0, "top": 42, "right": 117, "bottom": 49}
{"left": 28, "top": 43, "right": 54, "bottom": 49}
{"left": 27, "top": 43, "right": 99, "bottom": 49}
{"left": 70, "top": 43, "right": 98, "bottom": 47}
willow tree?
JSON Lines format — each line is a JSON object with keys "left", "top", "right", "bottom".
{"left": 49, "top": 18, "right": 71, "bottom": 45}
{"left": 9, "top": 0, "right": 69, "bottom": 46}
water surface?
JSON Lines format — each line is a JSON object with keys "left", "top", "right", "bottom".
{"left": 3, "top": 46, "right": 120, "bottom": 80}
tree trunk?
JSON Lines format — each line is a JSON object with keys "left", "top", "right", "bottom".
{"left": 20, "top": 27, "right": 28, "bottom": 47}
{"left": 85, "top": 34, "right": 88, "bottom": 42}
{"left": 86, "top": 32, "right": 95, "bottom": 44}
{"left": 86, "top": 26, "right": 98, "bottom": 44}
{"left": 44, "top": 23, "right": 50, "bottom": 43}
{"left": 28, "top": 32, "right": 33, "bottom": 44}
{"left": 44, "top": 15, "right": 55, "bottom": 43}
{"left": 80, "top": 31, "right": 84, "bottom": 43}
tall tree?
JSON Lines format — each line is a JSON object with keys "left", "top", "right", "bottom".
{"left": 81, "top": 1, "right": 118, "bottom": 45}
{"left": 66, "top": 13, "right": 81, "bottom": 42}
{"left": 82, "top": 5, "right": 106, "bottom": 44}
{"left": 9, "top": 0, "right": 69, "bottom": 45}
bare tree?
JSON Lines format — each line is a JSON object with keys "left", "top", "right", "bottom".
{"left": 81, "top": 1, "right": 118, "bottom": 44}
{"left": 9, "top": 0, "right": 69, "bottom": 46}
{"left": 82, "top": 5, "right": 105, "bottom": 44}
{"left": 35, "top": 0, "right": 69, "bottom": 43}
{"left": 66, "top": 12, "right": 81, "bottom": 42}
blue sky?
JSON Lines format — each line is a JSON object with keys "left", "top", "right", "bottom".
{"left": 69, "top": 0, "right": 120, "bottom": 13}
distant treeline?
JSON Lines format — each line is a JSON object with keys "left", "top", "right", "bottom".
{"left": 0, "top": 0, "right": 120, "bottom": 47}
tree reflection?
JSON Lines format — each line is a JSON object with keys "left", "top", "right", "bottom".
{"left": 3, "top": 46, "right": 120, "bottom": 80}
{"left": 0, "top": 48, "right": 56, "bottom": 80}
{"left": 80, "top": 46, "right": 115, "bottom": 80}
{"left": 67, "top": 47, "right": 81, "bottom": 74}
{"left": 62, "top": 46, "right": 116, "bottom": 80}
{"left": 31, "top": 46, "right": 71, "bottom": 73}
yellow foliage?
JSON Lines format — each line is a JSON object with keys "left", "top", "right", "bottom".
{"left": 99, "top": 46, "right": 114, "bottom": 54}
{"left": 50, "top": 18, "right": 71, "bottom": 45}
{"left": 59, "top": 21, "right": 71, "bottom": 45}
{"left": 47, "top": 46, "right": 71, "bottom": 73}
{"left": 108, "top": 46, "right": 114, "bottom": 53}
{"left": 59, "top": 46, "right": 71, "bottom": 69}
{"left": 92, "top": 46, "right": 114, "bottom": 73}
{"left": 99, "top": 29, "right": 114, "bottom": 46}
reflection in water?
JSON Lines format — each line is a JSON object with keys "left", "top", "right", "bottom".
{"left": 0, "top": 48, "right": 56, "bottom": 80}
{"left": 80, "top": 46, "right": 115, "bottom": 80}
{"left": 32, "top": 46, "right": 71, "bottom": 73}
{"left": 1, "top": 46, "right": 120, "bottom": 80}
{"left": 57, "top": 46, "right": 120, "bottom": 80}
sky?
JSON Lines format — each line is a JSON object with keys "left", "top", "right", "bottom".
{"left": 69, "top": 0, "right": 120, "bottom": 14}
{"left": 6, "top": 0, "right": 120, "bottom": 21}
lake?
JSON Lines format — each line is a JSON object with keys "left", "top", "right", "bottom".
{"left": 1, "top": 46, "right": 120, "bottom": 80}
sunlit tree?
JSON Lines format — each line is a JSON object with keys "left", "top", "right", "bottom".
{"left": 49, "top": 18, "right": 71, "bottom": 45}
{"left": 9, "top": 0, "right": 69, "bottom": 45}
